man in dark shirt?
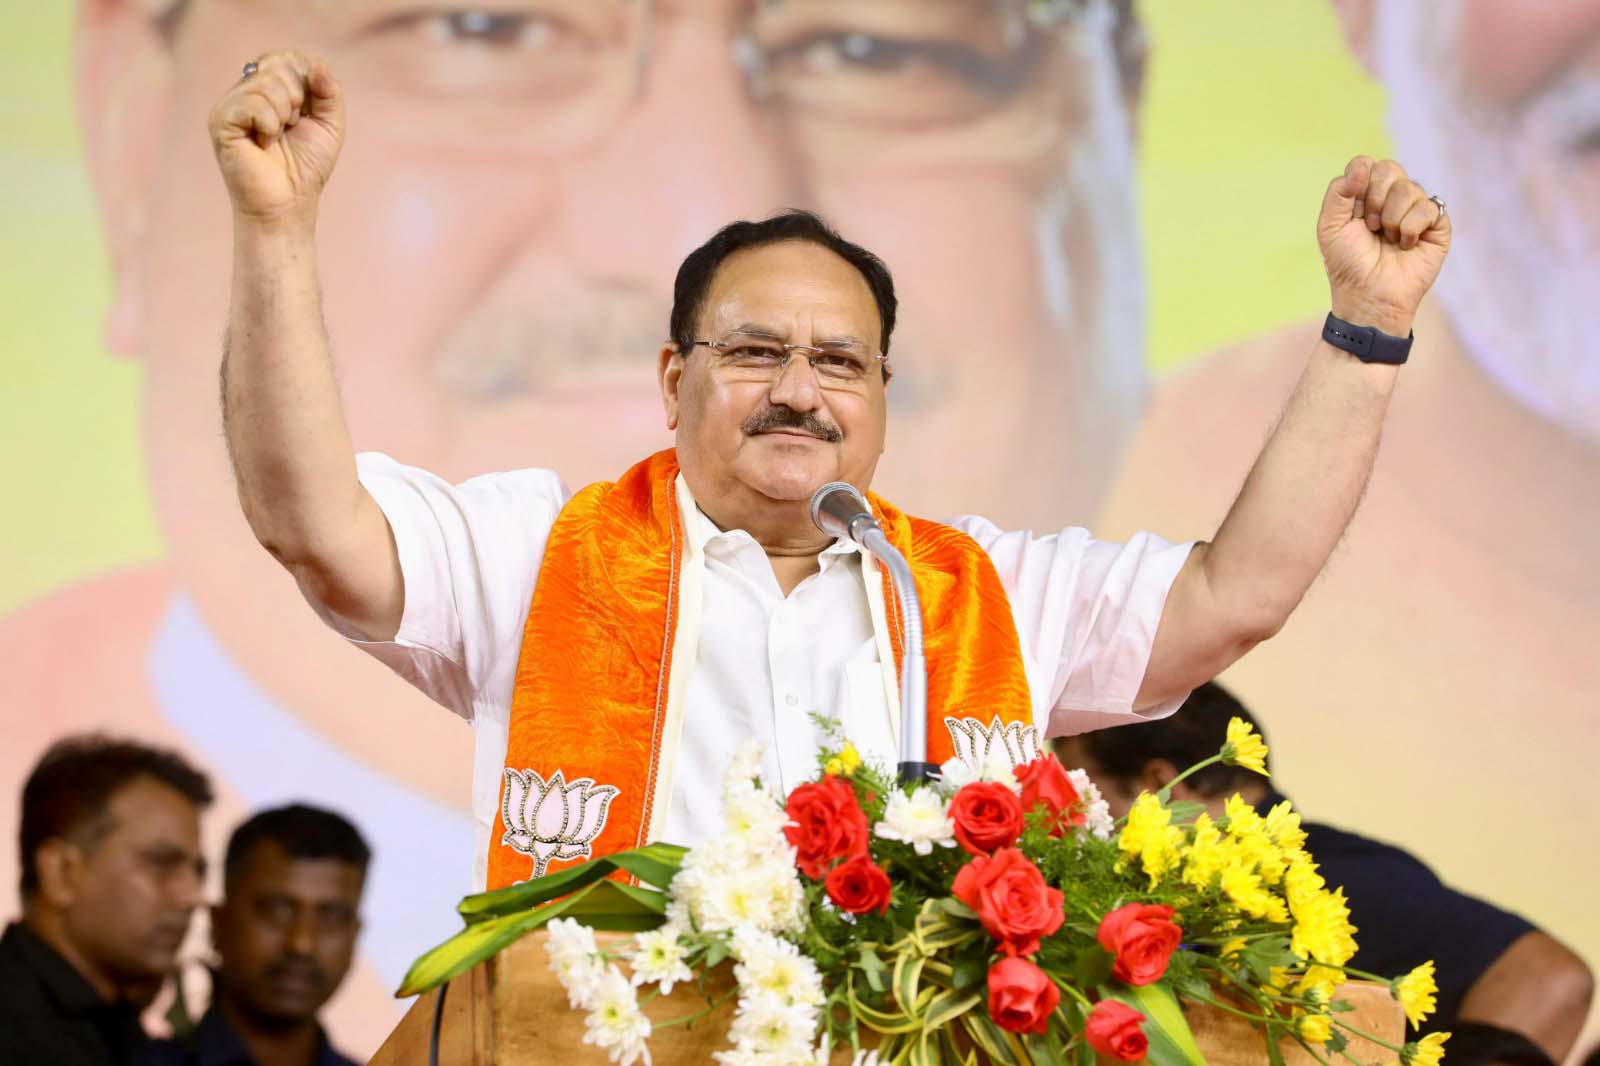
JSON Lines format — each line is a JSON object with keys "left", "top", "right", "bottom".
{"left": 1055, "top": 682, "right": 1594, "bottom": 1066}
{"left": 0, "top": 735, "right": 212, "bottom": 1066}
{"left": 143, "top": 805, "right": 369, "bottom": 1066}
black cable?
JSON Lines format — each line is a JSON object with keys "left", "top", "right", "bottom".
{"left": 428, "top": 980, "right": 449, "bottom": 1066}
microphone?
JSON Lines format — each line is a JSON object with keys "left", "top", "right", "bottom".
{"left": 809, "top": 481, "right": 879, "bottom": 543}
{"left": 808, "top": 482, "right": 934, "bottom": 784}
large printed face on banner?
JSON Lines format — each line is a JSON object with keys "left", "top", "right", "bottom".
{"left": 32, "top": 0, "right": 1146, "bottom": 1044}
{"left": 1353, "top": 0, "right": 1600, "bottom": 436}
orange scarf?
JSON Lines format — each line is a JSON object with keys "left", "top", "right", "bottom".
{"left": 486, "top": 450, "right": 1035, "bottom": 889}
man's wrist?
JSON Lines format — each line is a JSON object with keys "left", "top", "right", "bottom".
{"left": 1329, "top": 296, "right": 1414, "bottom": 338}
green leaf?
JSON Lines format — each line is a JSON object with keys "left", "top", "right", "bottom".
{"left": 923, "top": 989, "right": 983, "bottom": 1032}
{"left": 1164, "top": 800, "right": 1208, "bottom": 824}
{"left": 858, "top": 946, "right": 889, "bottom": 994}
{"left": 937, "top": 897, "right": 979, "bottom": 922}
{"left": 457, "top": 843, "right": 687, "bottom": 923}
{"left": 399, "top": 878, "right": 668, "bottom": 997}
{"left": 894, "top": 951, "right": 927, "bottom": 1015}
{"left": 961, "top": 1012, "right": 1022, "bottom": 1066}
{"left": 1240, "top": 935, "right": 1292, "bottom": 985}
{"left": 951, "top": 951, "right": 988, "bottom": 992}
{"left": 1071, "top": 945, "right": 1115, "bottom": 990}
{"left": 703, "top": 938, "right": 730, "bottom": 970}
{"left": 1100, "top": 982, "right": 1207, "bottom": 1066}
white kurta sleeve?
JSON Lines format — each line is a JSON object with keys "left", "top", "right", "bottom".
{"left": 952, "top": 517, "right": 1196, "bottom": 738}
{"left": 312, "top": 452, "right": 568, "bottom": 720}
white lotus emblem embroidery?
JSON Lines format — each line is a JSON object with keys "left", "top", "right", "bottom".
{"left": 943, "top": 716, "right": 1042, "bottom": 778}
{"left": 501, "top": 768, "right": 621, "bottom": 880}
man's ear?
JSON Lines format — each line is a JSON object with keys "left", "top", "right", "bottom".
{"left": 76, "top": 0, "right": 182, "bottom": 357}
{"left": 1326, "top": 0, "right": 1378, "bottom": 75}
{"left": 32, "top": 839, "right": 86, "bottom": 909}
{"left": 1135, "top": 758, "right": 1179, "bottom": 796}
{"left": 659, "top": 343, "right": 684, "bottom": 431}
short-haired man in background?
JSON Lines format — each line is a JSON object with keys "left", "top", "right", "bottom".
{"left": 0, "top": 736, "right": 212, "bottom": 1066}
{"left": 145, "top": 804, "right": 369, "bottom": 1066}
{"left": 1056, "top": 684, "right": 1595, "bottom": 1066}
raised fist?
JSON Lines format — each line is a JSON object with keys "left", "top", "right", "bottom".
{"left": 208, "top": 51, "right": 344, "bottom": 224}
{"left": 1317, "top": 156, "right": 1451, "bottom": 335}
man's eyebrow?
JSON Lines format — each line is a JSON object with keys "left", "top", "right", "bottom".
{"left": 727, "top": 323, "right": 783, "bottom": 339}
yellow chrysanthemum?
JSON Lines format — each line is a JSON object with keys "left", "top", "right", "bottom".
{"left": 824, "top": 743, "right": 862, "bottom": 776}
{"left": 1297, "top": 1012, "right": 1333, "bottom": 1044}
{"left": 1183, "top": 813, "right": 1226, "bottom": 888}
{"left": 1263, "top": 800, "right": 1308, "bottom": 854}
{"left": 1219, "top": 937, "right": 1248, "bottom": 960}
{"left": 1290, "top": 883, "right": 1358, "bottom": 967}
{"left": 1223, "top": 716, "right": 1270, "bottom": 775}
{"left": 1222, "top": 794, "right": 1264, "bottom": 838}
{"left": 1403, "top": 1032, "right": 1450, "bottom": 1066}
{"left": 1297, "top": 965, "right": 1343, "bottom": 1002}
{"left": 1394, "top": 961, "right": 1439, "bottom": 1029}
{"left": 1118, "top": 793, "right": 1185, "bottom": 887}
{"left": 1221, "top": 861, "right": 1277, "bottom": 920}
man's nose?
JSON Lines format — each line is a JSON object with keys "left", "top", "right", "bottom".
{"left": 767, "top": 353, "right": 825, "bottom": 413}
{"left": 555, "top": 12, "right": 797, "bottom": 289}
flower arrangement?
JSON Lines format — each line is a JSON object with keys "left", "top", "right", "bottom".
{"left": 402, "top": 718, "right": 1448, "bottom": 1066}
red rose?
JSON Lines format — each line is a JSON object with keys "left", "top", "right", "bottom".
{"left": 1015, "top": 755, "right": 1083, "bottom": 836}
{"left": 784, "top": 776, "right": 868, "bottom": 879}
{"left": 1096, "top": 903, "right": 1182, "bottom": 986}
{"left": 951, "top": 847, "right": 1064, "bottom": 957}
{"left": 825, "top": 853, "right": 893, "bottom": 916}
{"left": 986, "top": 956, "right": 1060, "bottom": 1035}
{"left": 1085, "top": 1000, "right": 1148, "bottom": 1061}
{"left": 950, "top": 783, "right": 1025, "bottom": 855}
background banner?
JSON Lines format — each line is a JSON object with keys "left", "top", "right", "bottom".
{"left": 3, "top": 2, "right": 1594, "bottom": 1056}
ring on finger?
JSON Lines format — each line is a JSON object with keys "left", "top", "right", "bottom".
{"left": 242, "top": 60, "right": 259, "bottom": 79}
{"left": 1428, "top": 194, "right": 1446, "bottom": 220}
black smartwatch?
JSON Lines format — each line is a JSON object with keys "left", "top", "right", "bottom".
{"left": 1321, "top": 312, "right": 1412, "bottom": 365}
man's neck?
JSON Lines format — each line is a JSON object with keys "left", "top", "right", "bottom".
{"left": 218, "top": 996, "right": 321, "bottom": 1066}
{"left": 21, "top": 910, "right": 119, "bottom": 1003}
{"left": 695, "top": 492, "right": 835, "bottom": 597}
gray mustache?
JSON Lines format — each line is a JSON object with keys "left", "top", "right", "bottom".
{"left": 742, "top": 405, "right": 843, "bottom": 442}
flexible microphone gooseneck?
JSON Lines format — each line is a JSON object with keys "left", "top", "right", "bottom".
{"left": 809, "top": 482, "right": 934, "bottom": 784}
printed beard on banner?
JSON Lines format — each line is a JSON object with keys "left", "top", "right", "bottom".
{"left": 501, "top": 768, "right": 621, "bottom": 880}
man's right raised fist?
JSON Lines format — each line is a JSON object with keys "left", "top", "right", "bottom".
{"left": 208, "top": 51, "right": 344, "bottom": 225}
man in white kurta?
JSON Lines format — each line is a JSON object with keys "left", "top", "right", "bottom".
{"left": 340, "top": 454, "right": 1192, "bottom": 886}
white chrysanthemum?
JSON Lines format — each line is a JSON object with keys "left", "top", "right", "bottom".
{"left": 717, "top": 992, "right": 819, "bottom": 1066}
{"left": 731, "top": 929, "right": 825, "bottom": 1009}
{"left": 720, "top": 785, "right": 793, "bottom": 859}
{"left": 936, "top": 747, "right": 1019, "bottom": 795}
{"left": 1067, "top": 769, "right": 1115, "bottom": 840}
{"left": 874, "top": 787, "right": 957, "bottom": 855}
{"left": 626, "top": 926, "right": 693, "bottom": 996}
{"left": 724, "top": 739, "right": 765, "bottom": 797}
{"left": 545, "top": 917, "right": 606, "bottom": 1008}
{"left": 581, "top": 966, "right": 653, "bottom": 1066}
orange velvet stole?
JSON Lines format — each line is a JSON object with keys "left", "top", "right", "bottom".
{"left": 486, "top": 450, "right": 1034, "bottom": 890}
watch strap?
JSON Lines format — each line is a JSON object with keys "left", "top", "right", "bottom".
{"left": 1322, "top": 312, "right": 1412, "bottom": 365}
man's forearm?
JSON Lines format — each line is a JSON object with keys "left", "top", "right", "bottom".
{"left": 222, "top": 216, "right": 365, "bottom": 564}
{"left": 1202, "top": 330, "right": 1401, "bottom": 638}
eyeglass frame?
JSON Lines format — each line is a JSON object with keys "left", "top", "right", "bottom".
{"left": 682, "top": 334, "right": 892, "bottom": 386}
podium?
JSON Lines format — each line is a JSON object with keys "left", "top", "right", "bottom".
{"left": 371, "top": 930, "right": 1405, "bottom": 1065}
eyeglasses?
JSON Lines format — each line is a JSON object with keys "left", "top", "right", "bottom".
{"left": 687, "top": 332, "right": 888, "bottom": 388}
{"left": 319, "top": 0, "right": 1104, "bottom": 163}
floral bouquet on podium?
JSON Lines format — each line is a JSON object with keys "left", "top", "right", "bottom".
{"left": 401, "top": 718, "right": 1447, "bottom": 1066}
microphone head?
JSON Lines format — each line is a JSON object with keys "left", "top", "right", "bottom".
{"left": 810, "top": 481, "right": 872, "bottom": 539}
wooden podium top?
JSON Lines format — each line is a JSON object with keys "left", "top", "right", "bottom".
{"left": 372, "top": 931, "right": 1403, "bottom": 1065}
